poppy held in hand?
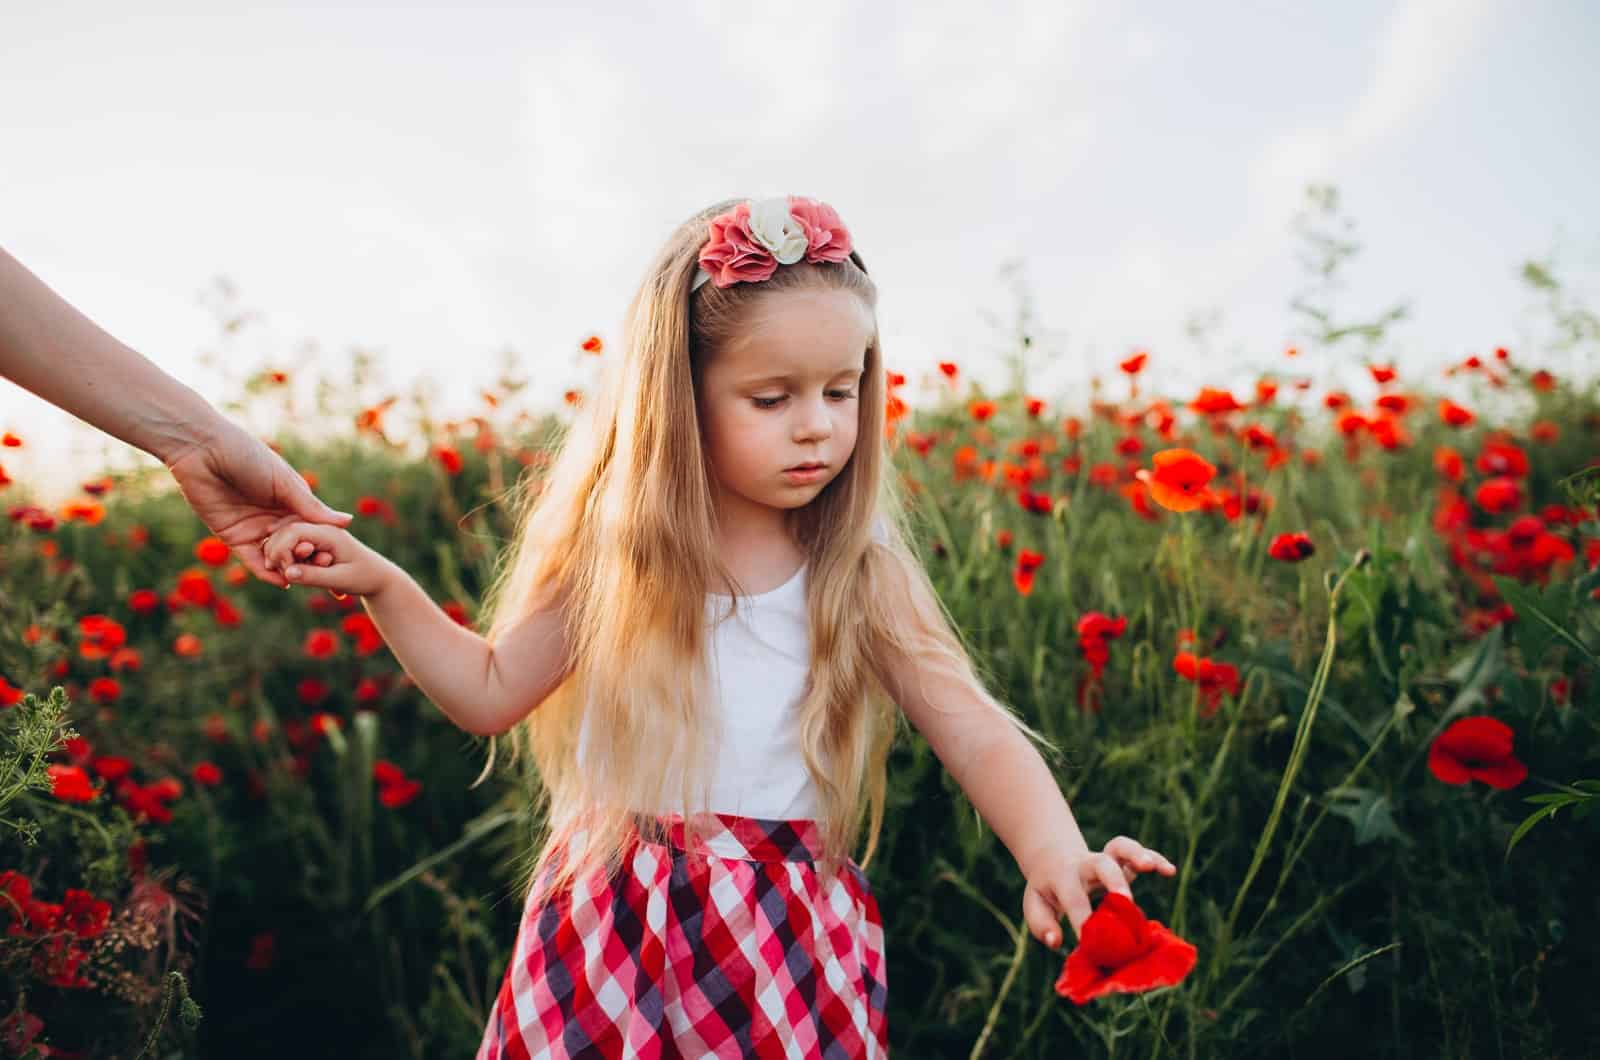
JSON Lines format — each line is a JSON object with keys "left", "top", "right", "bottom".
{"left": 1054, "top": 892, "right": 1197, "bottom": 1005}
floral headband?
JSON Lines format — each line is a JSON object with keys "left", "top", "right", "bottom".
{"left": 691, "top": 195, "right": 854, "bottom": 293}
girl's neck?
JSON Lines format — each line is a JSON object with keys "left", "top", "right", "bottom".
{"left": 714, "top": 524, "right": 805, "bottom": 598}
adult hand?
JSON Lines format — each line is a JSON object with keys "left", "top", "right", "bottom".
{"left": 163, "top": 420, "right": 353, "bottom": 590}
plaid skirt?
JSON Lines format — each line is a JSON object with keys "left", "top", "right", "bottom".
{"left": 477, "top": 811, "right": 889, "bottom": 1059}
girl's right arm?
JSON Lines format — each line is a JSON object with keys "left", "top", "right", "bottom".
{"left": 261, "top": 519, "right": 572, "bottom": 737}
{"left": 361, "top": 566, "right": 574, "bottom": 736}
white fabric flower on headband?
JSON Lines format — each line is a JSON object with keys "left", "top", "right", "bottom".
{"left": 746, "top": 197, "right": 809, "bottom": 265}
{"left": 692, "top": 195, "right": 854, "bottom": 292}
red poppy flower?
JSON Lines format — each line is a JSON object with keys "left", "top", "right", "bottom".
{"left": 195, "top": 536, "right": 231, "bottom": 566}
{"left": 47, "top": 765, "right": 98, "bottom": 803}
{"left": 76, "top": 614, "right": 127, "bottom": 659}
{"left": 434, "top": 445, "right": 464, "bottom": 475}
{"left": 1267, "top": 532, "right": 1315, "bottom": 562}
{"left": 1474, "top": 477, "right": 1522, "bottom": 514}
{"left": 1188, "top": 388, "right": 1243, "bottom": 416}
{"left": 1438, "top": 399, "right": 1475, "bottom": 428}
{"left": 1012, "top": 549, "right": 1045, "bottom": 597}
{"left": 108, "top": 646, "right": 142, "bottom": 672}
{"left": 1054, "top": 892, "right": 1197, "bottom": 1004}
{"left": 212, "top": 595, "right": 243, "bottom": 626}
{"left": 378, "top": 777, "right": 422, "bottom": 809}
{"left": 1475, "top": 439, "right": 1528, "bottom": 478}
{"left": 175, "top": 568, "right": 215, "bottom": 607}
{"left": 303, "top": 629, "right": 340, "bottom": 659}
{"left": 1134, "top": 449, "right": 1217, "bottom": 513}
{"left": 91, "top": 755, "right": 133, "bottom": 783}
{"left": 1433, "top": 446, "right": 1464, "bottom": 482}
{"left": 1428, "top": 716, "right": 1527, "bottom": 789}
{"left": 1173, "top": 652, "right": 1241, "bottom": 718}
{"left": 60, "top": 889, "right": 111, "bottom": 940}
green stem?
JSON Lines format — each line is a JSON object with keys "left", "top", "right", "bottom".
{"left": 1219, "top": 869, "right": 1374, "bottom": 1013}
{"left": 1244, "top": 699, "right": 1405, "bottom": 940}
{"left": 1221, "top": 550, "right": 1369, "bottom": 942}
{"left": 968, "top": 916, "right": 1030, "bottom": 1060}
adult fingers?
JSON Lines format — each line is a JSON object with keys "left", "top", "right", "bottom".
{"left": 237, "top": 541, "right": 291, "bottom": 589}
{"left": 263, "top": 446, "right": 352, "bottom": 527}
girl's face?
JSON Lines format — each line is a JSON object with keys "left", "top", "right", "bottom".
{"left": 697, "top": 287, "right": 876, "bottom": 536}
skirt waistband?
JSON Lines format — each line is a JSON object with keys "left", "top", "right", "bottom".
{"left": 627, "top": 811, "right": 826, "bottom": 863}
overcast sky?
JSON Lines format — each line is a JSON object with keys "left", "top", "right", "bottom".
{"left": 3, "top": 0, "right": 1597, "bottom": 504}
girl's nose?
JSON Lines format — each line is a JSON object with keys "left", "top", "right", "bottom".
{"left": 796, "top": 398, "right": 833, "bottom": 438}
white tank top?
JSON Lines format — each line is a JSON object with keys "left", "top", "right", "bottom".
{"left": 576, "top": 559, "right": 820, "bottom": 821}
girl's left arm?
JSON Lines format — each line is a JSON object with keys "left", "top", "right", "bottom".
{"left": 874, "top": 567, "right": 1174, "bottom": 946}
{"left": 897, "top": 665, "right": 1176, "bottom": 945}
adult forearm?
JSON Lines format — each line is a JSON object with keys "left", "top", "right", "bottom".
{"left": 0, "top": 245, "right": 224, "bottom": 463}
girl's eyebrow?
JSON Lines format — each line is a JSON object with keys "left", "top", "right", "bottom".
{"left": 740, "top": 366, "right": 865, "bottom": 385}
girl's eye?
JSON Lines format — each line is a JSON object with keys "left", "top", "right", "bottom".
{"left": 752, "top": 391, "right": 857, "bottom": 409}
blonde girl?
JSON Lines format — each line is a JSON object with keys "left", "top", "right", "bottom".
{"left": 259, "top": 194, "right": 1176, "bottom": 1058}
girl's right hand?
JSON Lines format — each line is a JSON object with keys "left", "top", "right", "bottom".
{"left": 259, "top": 519, "right": 396, "bottom": 599}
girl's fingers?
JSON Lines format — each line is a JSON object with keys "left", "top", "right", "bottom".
{"left": 281, "top": 561, "right": 340, "bottom": 589}
{"left": 1021, "top": 884, "right": 1065, "bottom": 950}
{"left": 264, "top": 523, "right": 340, "bottom": 571}
{"left": 1090, "top": 852, "right": 1133, "bottom": 899}
{"left": 1104, "top": 837, "right": 1177, "bottom": 875}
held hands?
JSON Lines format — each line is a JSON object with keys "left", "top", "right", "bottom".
{"left": 1021, "top": 836, "right": 1177, "bottom": 951}
{"left": 163, "top": 422, "right": 351, "bottom": 589}
{"left": 258, "top": 517, "right": 395, "bottom": 599}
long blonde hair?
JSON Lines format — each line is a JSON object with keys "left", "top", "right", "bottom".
{"left": 475, "top": 196, "right": 1059, "bottom": 905}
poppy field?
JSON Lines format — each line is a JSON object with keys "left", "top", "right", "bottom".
{"left": 3, "top": 238, "right": 1599, "bottom": 1056}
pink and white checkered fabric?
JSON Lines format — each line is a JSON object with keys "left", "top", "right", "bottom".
{"left": 477, "top": 811, "right": 889, "bottom": 1059}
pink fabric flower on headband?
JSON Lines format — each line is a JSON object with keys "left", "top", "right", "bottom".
{"left": 695, "top": 195, "right": 853, "bottom": 290}
{"left": 788, "top": 197, "right": 851, "bottom": 265}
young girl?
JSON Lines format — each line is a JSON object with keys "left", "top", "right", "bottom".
{"left": 257, "top": 194, "right": 1177, "bottom": 1058}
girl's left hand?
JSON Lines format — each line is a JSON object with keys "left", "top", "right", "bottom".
{"left": 1021, "top": 836, "right": 1177, "bottom": 950}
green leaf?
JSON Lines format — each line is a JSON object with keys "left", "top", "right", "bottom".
{"left": 1442, "top": 626, "right": 1503, "bottom": 720}
{"left": 1490, "top": 575, "right": 1578, "bottom": 668}
{"left": 1506, "top": 801, "right": 1565, "bottom": 859}
{"left": 1326, "top": 786, "right": 1411, "bottom": 847}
